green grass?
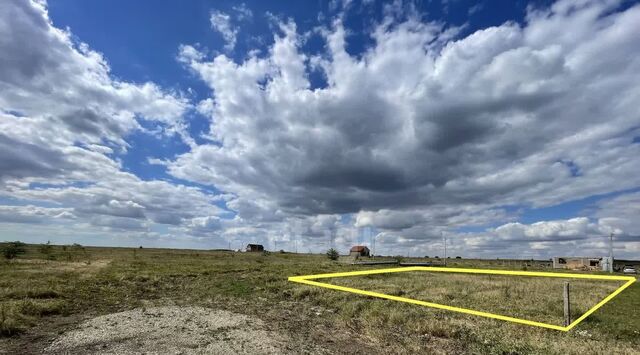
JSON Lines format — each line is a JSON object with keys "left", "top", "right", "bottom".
{"left": 0, "top": 244, "right": 638, "bottom": 354}
{"left": 324, "top": 271, "right": 624, "bottom": 327}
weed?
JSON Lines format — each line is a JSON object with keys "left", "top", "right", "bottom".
{"left": 0, "top": 304, "right": 24, "bottom": 337}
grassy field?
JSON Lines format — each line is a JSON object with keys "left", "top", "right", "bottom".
{"left": 0, "top": 244, "right": 638, "bottom": 354}
{"left": 324, "top": 271, "right": 624, "bottom": 327}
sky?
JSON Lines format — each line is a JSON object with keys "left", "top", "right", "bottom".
{"left": 1, "top": 0, "right": 639, "bottom": 259}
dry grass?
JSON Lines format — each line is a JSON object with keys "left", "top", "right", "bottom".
{"left": 0, "top": 244, "right": 638, "bottom": 354}
{"left": 324, "top": 271, "right": 623, "bottom": 326}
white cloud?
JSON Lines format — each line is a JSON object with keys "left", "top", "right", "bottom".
{"left": 168, "top": 0, "right": 640, "bottom": 256}
{"left": 174, "top": 1, "right": 640, "bottom": 214}
{"left": 593, "top": 191, "right": 640, "bottom": 239}
{"left": 0, "top": 205, "right": 76, "bottom": 224}
{"left": 232, "top": 3, "right": 253, "bottom": 21}
{"left": 1, "top": 0, "right": 639, "bottom": 257}
{"left": 208, "top": 3, "right": 254, "bottom": 52}
{"left": 210, "top": 11, "right": 237, "bottom": 51}
{"left": 0, "top": 0, "right": 225, "bottom": 246}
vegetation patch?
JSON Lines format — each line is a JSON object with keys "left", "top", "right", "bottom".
{"left": 0, "top": 244, "right": 638, "bottom": 355}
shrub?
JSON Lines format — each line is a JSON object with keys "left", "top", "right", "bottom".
{"left": 71, "top": 243, "right": 84, "bottom": 250}
{"left": 326, "top": 248, "right": 339, "bottom": 260}
{"left": 17, "top": 299, "right": 68, "bottom": 317}
{"left": 2, "top": 241, "right": 26, "bottom": 260}
{"left": 39, "top": 241, "right": 53, "bottom": 257}
{"left": 0, "top": 305, "right": 24, "bottom": 337}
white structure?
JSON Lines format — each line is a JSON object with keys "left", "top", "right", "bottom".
{"left": 552, "top": 257, "right": 603, "bottom": 270}
{"left": 601, "top": 256, "right": 613, "bottom": 272}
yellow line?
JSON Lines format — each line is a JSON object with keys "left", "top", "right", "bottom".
{"left": 292, "top": 266, "right": 634, "bottom": 281}
{"left": 565, "top": 277, "right": 636, "bottom": 331}
{"left": 287, "top": 267, "right": 635, "bottom": 332}
{"left": 290, "top": 266, "right": 422, "bottom": 280}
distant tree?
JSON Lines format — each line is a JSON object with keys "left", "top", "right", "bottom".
{"left": 326, "top": 248, "right": 339, "bottom": 260}
{"left": 434, "top": 256, "right": 439, "bottom": 259}
{"left": 71, "top": 243, "right": 83, "bottom": 250}
{"left": 39, "top": 241, "right": 53, "bottom": 256}
{"left": 2, "top": 241, "right": 26, "bottom": 259}
{"left": 424, "top": 256, "right": 429, "bottom": 258}
{"left": 455, "top": 256, "right": 462, "bottom": 259}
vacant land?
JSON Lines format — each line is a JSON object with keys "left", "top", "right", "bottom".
{"left": 0, "top": 245, "right": 638, "bottom": 354}
{"left": 324, "top": 271, "right": 624, "bottom": 327}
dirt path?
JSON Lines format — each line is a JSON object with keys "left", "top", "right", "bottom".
{"left": 44, "top": 306, "right": 323, "bottom": 354}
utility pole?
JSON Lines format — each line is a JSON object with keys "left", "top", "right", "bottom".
{"left": 609, "top": 233, "right": 614, "bottom": 273}
{"left": 372, "top": 231, "right": 376, "bottom": 258}
{"left": 330, "top": 229, "right": 336, "bottom": 250}
{"left": 442, "top": 232, "right": 447, "bottom": 266}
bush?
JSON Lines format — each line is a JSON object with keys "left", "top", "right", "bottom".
{"left": 71, "top": 243, "right": 84, "bottom": 250}
{"left": 0, "top": 305, "right": 24, "bottom": 337}
{"left": 326, "top": 248, "right": 339, "bottom": 260}
{"left": 39, "top": 241, "right": 53, "bottom": 257}
{"left": 2, "top": 241, "right": 26, "bottom": 260}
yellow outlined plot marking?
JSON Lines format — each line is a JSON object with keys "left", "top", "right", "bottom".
{"left": 288, "top": 266, "right": 636, "bottom": 331}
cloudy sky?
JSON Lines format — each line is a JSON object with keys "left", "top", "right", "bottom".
{"left": 1, "top": 0, "right": 639, "bottom": 259}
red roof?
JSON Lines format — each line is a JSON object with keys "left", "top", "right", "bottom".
{"left": 350, "top": 245, "right": 369, "bottom": 252}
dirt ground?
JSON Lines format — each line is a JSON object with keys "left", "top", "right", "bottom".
{"left": 44, "top": 306, "right": 322, "bottom": 354}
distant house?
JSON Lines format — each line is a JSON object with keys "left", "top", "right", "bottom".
{"left": 349, "top": 245, "right": 370, "bottom": 257}
{"left": 246, "top": 244, "right": 264, "bottom": 252}
{"left": 552, "top": 257, "right": 602, "bottom": 270}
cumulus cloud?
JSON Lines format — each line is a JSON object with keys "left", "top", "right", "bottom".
{"left": 232, "top": 3, "right": 253, "bottom": 21}
{"left": 209, "top": 4, "right": 253, "bottom": 52}
{"left": 2, "top": 0, "right": 639, "bottom": 258}
{"left": 0, "top": 205, "right": 75, "bottom": 224}
{"left": 166, "top": 0, "right": 640, "bottom": 257}
{"left": 0, "top": 0, "right": 192, "bottom": 184}
{"left": 0, "top": 1, "right": 189, "bottom": 146}
{"left": 593, "top": 191, "right": 640, "bottom": 240}
{"left": 210, "top": 11, "right": 237, "bottom": 51}
{"left": 455, "top": 215, "right": 636, "bottom": 259}
{"left": 0, "top": 0, "right": 224, "bottom": 245}
{"left": 174, "top": 0, "right": 640, "bottom": 219}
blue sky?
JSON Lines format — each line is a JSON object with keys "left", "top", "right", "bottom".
{"left": 1, "top": 0, "right": 639, "bottom": 259}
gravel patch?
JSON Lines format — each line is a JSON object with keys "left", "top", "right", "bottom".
{"left": 45, "top": 306, "right": 306, "bottom": 354}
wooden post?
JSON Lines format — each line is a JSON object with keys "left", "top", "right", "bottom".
{"left": 563, "top": 282, "right": 571, "bottom": 327}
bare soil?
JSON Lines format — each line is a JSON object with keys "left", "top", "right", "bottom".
{"left": 44, "top": 306, "right": 321, "bottom": 354}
